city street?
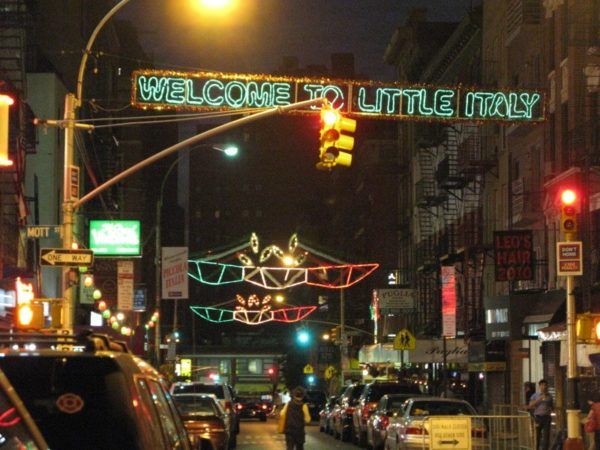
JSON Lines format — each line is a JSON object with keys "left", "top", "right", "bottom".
{"left": 237, "top": 420, "right": 355, "bottom": 450}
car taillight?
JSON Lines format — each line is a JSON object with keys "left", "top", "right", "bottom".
{"left": 261, "top": 404, "right": 267, "bottom": 410}
{"left": 345, "top": 407, "right": 355, "bottom": 415}
{"left": 406, "top": 426, "right": 428, "bottom": 435}
{"left": 362, "top": 402, "right": 378, "bottom": 419}
{"left": 224, "top": 401, "right": 232, "bottom": 412}
{"left": 236, "top": 404, "right": 243, "bottom": 410}
{"left": 377, "top": 416, "right": 390, "bottom": 430}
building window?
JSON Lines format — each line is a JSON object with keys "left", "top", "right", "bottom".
{"left": 248, "top": 359, "right": 262, "bottom": 374}
{"left": 486, "top": 308, "right": 508, "bottom": 324}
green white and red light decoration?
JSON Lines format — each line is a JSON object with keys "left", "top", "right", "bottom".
{"left": 188, "top": 233, "right": 378, "bottom": 290}
{"left": 191, "top": 294, "right": 317, "bottom": 325}
{"left": 189, "top": 233, "right": 378, "bottom": 325}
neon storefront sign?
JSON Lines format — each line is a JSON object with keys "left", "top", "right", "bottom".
{"left": 132, "top": 69, "right": 544, "bottom": 123}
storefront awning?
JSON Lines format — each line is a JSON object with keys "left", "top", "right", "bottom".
{"left": 359, "top": 339, "right": 469, "bottom": 365}
{"left": 537, "top": 323, "right": 566, "bottom": 341}
{"left": 523, "top": 314, "right": 553, "bottom": 324}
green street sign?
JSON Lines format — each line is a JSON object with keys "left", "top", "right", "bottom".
{"left": 89, "top": 220, "right": 141, "bottom": 256}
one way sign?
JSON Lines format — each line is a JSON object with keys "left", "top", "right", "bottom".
{"left": 40, "top": 248, "right": 94, "bottom": 267}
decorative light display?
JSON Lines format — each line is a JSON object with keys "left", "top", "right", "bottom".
{"left": 188, "top": 233, "right": 379, "bottom": 290}
{"left": 132, "top": 69, "right": 545, "bottom": 123}
{"left": 190, "top": 293, "right": 317, "bottom": 325}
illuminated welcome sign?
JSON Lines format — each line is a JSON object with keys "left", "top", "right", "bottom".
{"left": 132, "top": 69, "right": 545, "bottom": 123}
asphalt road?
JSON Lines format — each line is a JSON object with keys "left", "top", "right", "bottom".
{"left": 236, "top": 418, "right": 357, "bottom": 450}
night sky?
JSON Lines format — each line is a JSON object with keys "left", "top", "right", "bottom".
{"left": 122, "top": 0, "right": 477, "bottom": 81}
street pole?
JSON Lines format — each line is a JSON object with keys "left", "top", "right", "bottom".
{"left": 564, "top": 226, "right": 582, "bottom": 450}
{"left": 340, "top": 288, "right": 347, "bottom": 387}
{"left": 61, "top": 0, "right": 132, "bottom": 331}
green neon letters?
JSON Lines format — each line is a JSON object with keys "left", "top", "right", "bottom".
{"left": 134, "top": 71, "right": 544, "bottom": 123}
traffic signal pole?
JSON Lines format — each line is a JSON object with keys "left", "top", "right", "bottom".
{"left": 560, "top": 189, "right": 583, "bottom": 450}
{"left": 55, "top": 97, "right": 327, "bottom": 334}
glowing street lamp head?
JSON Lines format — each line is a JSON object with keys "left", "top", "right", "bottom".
{"left": 275, "top": 294, "right": 285, "bottom": 304}
{"left": 282, "top": 255, "right": 295, "bottom": 267}
{"left": 199, "top": 0, "right": 232, "bottom": 9}
{"left": 561, "top": 189, "right": 577, "bottom": 205}
{"left": 223, "top": 145, "right": 239, "bottom": 157}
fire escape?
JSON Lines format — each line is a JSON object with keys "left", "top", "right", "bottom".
{"left": 414, "top": 128, "right": 447, "bottom": 336}
{"left": 0, "top": 0, "right": 36, "bottom": 279}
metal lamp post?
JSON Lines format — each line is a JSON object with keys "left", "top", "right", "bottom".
{"left": 154, "top": 144, "right": 238, "bottom": 365}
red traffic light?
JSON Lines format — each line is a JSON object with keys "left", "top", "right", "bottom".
{"left": 267, "top": 368, "right": 275, "bottom": 375}
{"left": 560, "top": 189, "right": 577, "bottom": 205}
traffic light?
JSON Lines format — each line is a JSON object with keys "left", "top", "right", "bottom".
{"left": 0, "top": 94, "right": 14, "bottom": 167}
{"left": 296, "top": 329, "right": 311, "bottom": 346}
{"left": 15, "top": 277, "right": 44, "bottom": 330}
{"left": 330, "top": 326, "right": 340, "bottom": 344}
{"left": 576, "top": 314, "right": 600, "bottom": 342}
{"left": 316, "top": 105, "right": 356, "bottom": 170}
{"left": 559, "top": 188, "right": 579, "bottom": 234}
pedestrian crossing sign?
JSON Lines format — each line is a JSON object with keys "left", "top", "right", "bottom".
{"left": 393, "top": 329, "right": 415, "bottom": 350}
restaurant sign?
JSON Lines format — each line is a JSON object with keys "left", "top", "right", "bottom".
{"left": 132, "top": 69, "right": 544, "bottom": 123}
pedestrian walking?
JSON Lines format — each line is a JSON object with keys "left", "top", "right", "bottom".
{"left": 528, "top": 379, "right": 554, "bottom": 450}
{"left": 584, "top": 393, "right": 600, "bottom": 450}
{"left": 277, "top": 386, "right": 311, "bottom": 450}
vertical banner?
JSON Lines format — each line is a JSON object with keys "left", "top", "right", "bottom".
{"left": 441, "top": 266, "right": 457, "bottom": 337}
{"left": 117, "top": 260, "right": 134, "bottom": 311}
{"left": 162, "top": 247, "right": 189, "bottom": 299}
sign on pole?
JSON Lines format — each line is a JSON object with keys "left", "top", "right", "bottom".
{"left": 375, "top": 289, "right": 415, "bottom": 312}
{"left": 303, "top": 364, "right": 314, "bottom": 374}
{"left": 117, "top": 260, "right": 134, "bottom": 311}
{"left": 40, "top": 248, "right": 93, "bottom": 267}
{"left": 393, "top": 329, "right": 416, "bottom": 350}
{"left": 429, "top": 417, "right": 471, "bottom": 450}
{"left": 557, "top": 241, "right": 583, "bottom": 276}
{"left": 68, "top": 165, "right": 80, "bottom": 201}
{"left": 26, "top": 225, "right": 61, "bottom": 240}
{"left": 89, "top": 220, "right": 141, "bottom": 256}
{"left": 162, "top": 247, "right": 189, "bottom": 299}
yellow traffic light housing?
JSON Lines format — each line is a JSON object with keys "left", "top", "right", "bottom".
{"left": 576, "top": 313, "right": 600, "bottom": 342}
{"left": 559, "top": 188, "right": 579, "bottom": 234}
{"left": 317, "top": 106, "right": 356, "bottom": 170}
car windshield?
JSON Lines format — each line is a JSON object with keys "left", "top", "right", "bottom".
{"left": 409, "top": 401, "right": 475, "bottom": 416}
{"left": 0, "top": 355, "right": 141, "bottom": 450}
{"left": 347, "top": 385, "right": 364, "bottom": 404}
{"left": 172, "top": 383, "right": 225, "bottom": 399}
{"left": 366, "top": 384, "right": 421, "bottom": 402}
{"left": 174, "top": 395, "right": 219, "bottom": 417}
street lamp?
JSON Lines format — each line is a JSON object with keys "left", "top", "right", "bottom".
{"left": 154, "top": 144, "right": 238, "bottom": 365}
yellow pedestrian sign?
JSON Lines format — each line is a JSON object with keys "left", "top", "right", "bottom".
{"left": 393, "top": 328, "right": 415, "bottom": 350}
{"left": 324, "top": 365, "right": 336, "bottom": 380}
{"left": 303, "top": 364, "right": 314, "bottom": 374}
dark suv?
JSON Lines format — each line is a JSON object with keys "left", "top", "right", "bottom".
{"left": 0, "top": 331, "right": 194, "bottom": 450}
{"left": 352, "top": 381, "right": 421, "bottom": 447}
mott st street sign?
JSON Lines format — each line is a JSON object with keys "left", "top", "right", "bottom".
{"left": 132, "top": 69, "right": 544, "bottom": 123}
{"left": 40, "top": 248, "right": 94, "bottom": 267}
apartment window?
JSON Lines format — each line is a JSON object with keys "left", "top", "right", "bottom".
{"left": 486, "top": 308, "right": 508, "bottom": 324}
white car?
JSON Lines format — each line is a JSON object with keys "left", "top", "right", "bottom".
{"left": 385, "top": 397, "right": 484, "bottom": 450}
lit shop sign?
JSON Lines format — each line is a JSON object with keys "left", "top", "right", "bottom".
{"left": 89, "top": 220, "right": 141, "bottom": 256}
{"left": 132, "top": 69, "right": 545, "bottom": 123}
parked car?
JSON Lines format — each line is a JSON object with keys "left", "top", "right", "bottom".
{"left": 305, "top": 389, "right": 327, "bottom": 421}
{"left": 171, "top": 381, "right": 239, "bottom": 445}
{"left": 353, "top": 381, "right": 422, "bottom": 446}
{"left": 174, "top": 394, "right": 231, "bottom": 450}
{"left": 0, "top": 368, "right": 49, "bottom": 449}
{"left": 0, "top": 331, "right": 193, "bottom": 450}
{"left": 234, "top": 397, "right": 268, "bottom": 421}
{"left": 331, "top": 383, "right": 365, "bottom": 441}
{"left": 366, "top": 394, "right": 424, "bottom": 450}
{"left": 318, "top": 395, "right": 338, "bottom": 434}
{"left": 385, "top": 397, "right": 482, "bottom": 450}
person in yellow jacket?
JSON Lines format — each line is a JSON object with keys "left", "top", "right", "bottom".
{"left": 277, "top": 386, "right": 311, "bottom": 450}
